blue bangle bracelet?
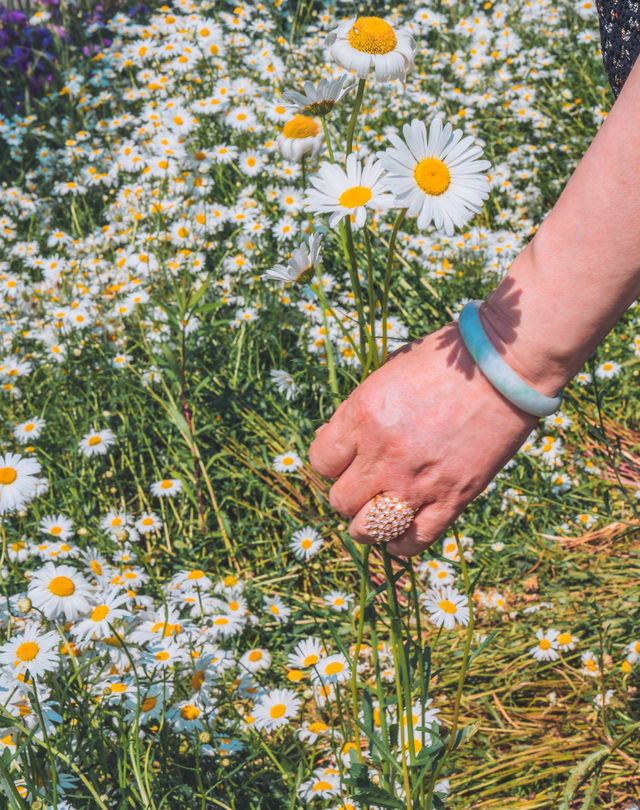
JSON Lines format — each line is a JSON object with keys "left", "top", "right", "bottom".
{"left": 458, "top": 301, "right": 562, "bottom": 418}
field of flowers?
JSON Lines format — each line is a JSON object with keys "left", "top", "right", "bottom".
{"left": 1, "top": 0, "right": 640, "bottom": 807}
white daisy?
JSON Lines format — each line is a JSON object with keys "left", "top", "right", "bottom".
{"left": 311, "top": 653, "right": 350, "bottom": 685}
{"left": 0, "top": 452, "right": 41, "bottom": 513}
{"left": 40, "top": 514, "right": 74, "bottom": 541}
{"left": 13, "top": 416, "right": 45, "bottom": 444}
{"left": 28, "top": 562, "right": 92, "bottom": 620}
{"left": 135, "top": 511, "right": 162, "bottom": 534}
{"left": 71, "top": 590, "right": 130, "bottom": 644}
{"left": 379, "top": 117, "right": 491, "bottom": 235}
{"left": 78, "top": 429, "right": 116, "bottom": 457}
{"left": 325, "top": 16, "right": 416, "bottom": 82}
{"left": 273, "top": 451, "right": 303, "bottom": 473}
{"left": 323, "top": 590, "right": 353, "bottom": 612}
{"left": 422, "top": 586, "right": 470, "bottom": 630}
{"left": 253, "top": 688, "right": 301, "bottom": 731}
{"left": 150, "top": 478, "right": 183, "bottom": 497}
{"left": 287, "top": 636, "right": 326, "bottom": 669}
{"left": 276, "top": 115, "right": 324, "bottom": 161}
{"left": 264, "top": 233, "right": 322, "bottom": 285}
{"left": 298, "top": 768, "right": 341, "bottom": 802}
{"left": 270, "top": 369, "right": 298, "bottom": 401}
{"left": 283, "top": 75, "right": 354, "bottom": 116}
{"left": 595, "top": 360, "right": 621, "bottom": 379}
{"left": 0, "top": 624, "right": 59, "bottom": 678}
{"left": 529, "top": 628, "right": 560, "bottom": 662}
{"left": 239, "top": 648, "right": 272, "bottom": 673}
{"left": 305, "top": 153, "right": 393, "bottom": 230}
{"left": 290, "top": 526, "right": 323, "bottom": 560}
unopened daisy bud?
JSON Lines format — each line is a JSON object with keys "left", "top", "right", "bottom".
{"left": 276, "top": 115, "right": 324, "bottom": 161}
{"left": 199, "top": 732, "right": 211, "bottom": 744}
{"left": 16, "top": 596, "right": 31, "bottom": 613}
{"left": 31, "top": 801, "right": 45, "bottom": 810}
{"left": 115, "top": 529, "right": 129, "bottom": 543}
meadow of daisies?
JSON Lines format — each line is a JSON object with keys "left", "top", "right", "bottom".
{"left": 1, "top": 0, "right": 640, "bottom": 807}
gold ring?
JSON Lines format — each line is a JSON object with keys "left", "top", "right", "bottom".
{"left": 364, "top": 495, "right": 415, "bottom": 543}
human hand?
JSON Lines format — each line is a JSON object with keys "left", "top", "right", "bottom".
{"left": 308, "top": 322, "right": 539, "bottom": 557}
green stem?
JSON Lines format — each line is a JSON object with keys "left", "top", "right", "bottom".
{"left": 382, "top": 549, "right": 414, "bottom": 806}
{"left": 346, "top": 78, "right": 366, "bottom": 156}
{"left": 425, "top": 530, "right": 475, "bottom": 808}
{"left": 381, "top": 208, "right": 407, "bottom": 362}
{"left": 350, "top": 545, "right": 371, "bottom": 763}
{"left": 341, "top": 218, "right": 372, "bottom": 367}
{"left": 312, "top": 268, "right": 341, "bottom": 406}
{"left": 363, "top": 226, "right": 378, "bottom": 373}
{"left": 321, "top": 116, "right": 335, "bottom": 163}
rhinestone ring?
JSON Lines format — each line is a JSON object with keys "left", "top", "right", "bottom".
{"left": 364, "top": 495, "right": 415, "bottom": 543}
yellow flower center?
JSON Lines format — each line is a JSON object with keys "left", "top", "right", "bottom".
{"left": 557, "top": 633, "right": 571, "bottom": 646}
{"left": 439, "top": 599, "right": 457, "bottom": 614}
{"left": 269, "top": 703, "right": 286, "bottom": 718}
{"left": 91, "top": 605, "right": 109, "bottom": 622}
{"left": 309, "top": 721, "right": 328, "bottom": 733}
{"left": 248, "top": 650, "right": 262, "bottom": 662}
{"left": 50, "top": 526, "right": 62, "bottom": 535}
{"left": 141, "top": 696, "right": 157, "bottom": 712}
{"left": 88, "top": 436, "right": 102, "bottom": 446}
{"left": 0, "top": 467, "right": 17, "bottom": 485}
{"left": 111, "top": 682, "right": 127, "bottom": 693}
{"left": 160, "top": 479, "right": 173, "bottom": 489}
{"left": 91, "top": 560, "right": 103, "bottom": 575}
{"left": 339, "top": 186, "right": 372, "bottom": 208}
{"left": 539, "top": 639, "right": 551, "bottom": 650}
{"left": 180, "top": 704, "right": 200, "bottom": 720}
{"left": 281, "top": 114, "right": 320, "bottom": 139}
{"left": 414, "top": 158, "right": 451, "bottom": 195}
{"left": 348, "top": 16, "right": 397, "bottom": 54}
{"left": 301, "top": 538, "right": 312, "bottom": 548}
{"left": 187, "top": 569, "right": 204, "bottom": 580}
{"left": 325, "top": 661, "right": 344, "bottom": 675}
{"left": 192, "top": 670, "right": 205, "bottom": 691}
{"left": 49, "top": 576, "right": 75, "bottom": 597}
{"left": 313, "top": 780, "right": 333, "bottom": 791}
{"left": 24, "top": 423, "right": 34, "bottom": 431}
{"left": 303, "top": 654, "right": 319, "bottom": 666}
{"left": 16, "top": 641, "right": 39, "bottom": 661}
{"left": 156, "top": 651, "right": 170, "bottom": 661}
{"left": 142, "top": 518, "right": 154, "bottom": 526}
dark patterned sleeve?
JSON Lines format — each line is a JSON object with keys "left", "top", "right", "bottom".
{"left": 596, "top": 0, "right": 640, "bottom": 97}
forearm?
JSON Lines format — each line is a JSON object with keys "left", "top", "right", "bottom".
{"left": 481, "top": 55, "right": 640, "bottom": 397}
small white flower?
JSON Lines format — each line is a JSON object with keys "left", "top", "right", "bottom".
{"left": 264, "top": 233, "right": 322, "bottom": 285}
{"left": 150, "top": 478, "right": 183, "bottom": 497}
{"left": 273, "top": 452, "right": 303, "bottom": 473}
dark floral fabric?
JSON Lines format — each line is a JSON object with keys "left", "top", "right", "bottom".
{"left": 597, "top": 0, "right": 640, "bottom": 97}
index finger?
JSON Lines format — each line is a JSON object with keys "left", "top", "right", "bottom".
{"left": 308, "top": 400, "right": 358, "bottom": 478}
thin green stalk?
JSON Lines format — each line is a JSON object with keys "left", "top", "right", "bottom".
{"left": 382, "top": 550, "right": 413, "bottom": 807}
{"left": 381, "top": 208, "right": 407, "bottom": 362}
{"left": 342, "top": 218, "right": 375, "bottom": 367}
{"left": 31, "top": 683, "right": 58, "bottom": 808}
{"left": 425, "top": 531, "right": 476, "bottom": 809}
{"left": 312, "top": 268, "right": 341, "bottom": 406}
{"left": 346, "top": 78, "right": 366, "bottom": 155}
{"left": 350, "top": 545, "right": 371, "bottom": 763}
{"left": 321, "top": 116, "right": 335, "bottom": 163}
{"left": 363, "top": 226, "right": 378, "bottom": 372}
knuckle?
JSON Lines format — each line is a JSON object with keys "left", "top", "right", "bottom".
{"left": 328, "top": 482, "right": 348, "bottom": 515}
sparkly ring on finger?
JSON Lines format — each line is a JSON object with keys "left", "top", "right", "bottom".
{"left": 364, "top": 495, "right": 416, "bottom": 543}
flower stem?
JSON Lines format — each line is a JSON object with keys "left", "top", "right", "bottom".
{"left": 346, "top": 78, "right": 366, "bottom": 156}
{"left": 350, "top": 545, "right": 371, "bottom": 763}
{"left": 381, "top": 208, "right": 407, "bottom": 362}
{"left": 321, "top": 116, "right": 335, "bottom": 163}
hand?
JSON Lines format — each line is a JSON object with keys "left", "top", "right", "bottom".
{"left": 308, "top": 322, "right": 539, "bottom": 557}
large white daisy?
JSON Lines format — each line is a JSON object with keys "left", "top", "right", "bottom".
{"left": 0, "top": 624, "right": 59, "bottom": 679}
{"left": 325, "top": 16, "right": 416, "bottom": 82}
{"left": 305, "top": 153, "right": 393, "bottom": 230}
{"left": 28, "top": 562, "right": 92, "bottom": 620}
{"left": 379, "top": 117, "right": 491, "bottom": 235}
{"left": 0, "top": 452, "right": 41, "bottom": 514}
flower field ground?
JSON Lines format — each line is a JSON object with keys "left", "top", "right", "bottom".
{"left": 0, "top": 0, "right": 640, "bottom": 807}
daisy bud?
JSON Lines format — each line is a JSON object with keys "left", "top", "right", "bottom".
{"left": 16, "top": 597, "right": 31, "bottom": 613}
{"left": 199, "top": 732, "right": 211, "bottom": 744}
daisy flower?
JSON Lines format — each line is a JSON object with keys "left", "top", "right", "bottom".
{"left": 273, "top": 451, "right": 303, "bottom": 473}
{"left": 290, "top": 526, "right": 323, "bottom": 560}
{"left": 595, "top": 360, "right": 621, "bottom": 379}
{"left": 135, "top": 512, "right": 162, "bottom": 534}
{"left": 264, "top": 595, "right": 291, "bottom": 622}
{"left": 28, "top": 562, "right": 92, "bottom": 620}
{"left": 556, "top": 631, "right": 578, "bottom": 651}
{"left": 0, "top": 452, "right": 42, "bottom": 513}
{"left": 323, "top": 590, "right": 353, "bottom": 612}
{"left": 283, "top": 75, "right": 354, "bottom": 116}
{"left": 581, "top": 650, "right": 601, "bottom": 677}
{"left": 379, "top": 117, "right": 491, "bottom": 235}
{"left": 13, "top": 416, "right": 45, "bottom": 443}
{"left": 593, "top": 690, "right": 614, "bottom": 708}
{"left": 325, "top": 16, "right": 416, "bottom": 82}
{"left": 270, "top": 369, "right": 298, "bottom": 401}
{"left": 78, "top": 429, "right": 116, "bottom": 457}
{"left": 529, "top": 628, "right": 560, "bottom": 662}
{"left": 253, "top": 688, "right": 301, "bottom": 732}
{"left": 287, "top": 636, "right": 326, "bottom": 669}
{"left": 40, "top": 514, "right": 74, "bottom": 541}
{"left": 150, "top": 478, "right": 183, "bottom": 497}
{"left": 264, "top": 233, "right": 322, "bottom": 285}
{"left": 305, "top": 153, "right": 393, "bottom": 230}
{"left": 239, "top": 648, "right": 272, "bottom": 673}
{"left": 0, "top": 624, "right": 59, "bottom": 678}
{"left": 298, "top": 768, "right": 341, "bottom": 802}
{"left": 422, "top": 586, "right": 470, "bottom": 629}
{"left": 277, "top": 115, "right": 324, "bottom": 161}
{"left": 71, "top": 590, "right": 130, "bottom": 644}
{"left": 311, "top": 653, "right": 350, "bottom": 684}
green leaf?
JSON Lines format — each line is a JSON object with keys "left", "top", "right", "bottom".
{"left": 353, "top": 788, "right": 406, "bottom": 809}
{"left": 467, "top": 629, "right": 500, "bottom": 666}
{"left": 560, "top": 747, "right": 610, "bottom": 810}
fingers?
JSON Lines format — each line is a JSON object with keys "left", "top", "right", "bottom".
{"left": 327, "top": 457, "right": 381, "bottom": 518}
{"left": 309, "top": 400, "right": 357, "bottom": 478}
{"left": 348, "top": 497, "right": 462, "bottom": 558}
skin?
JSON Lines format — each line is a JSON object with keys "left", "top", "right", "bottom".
{"left": 309, "top": 53, "right": 640, "bottom": 557}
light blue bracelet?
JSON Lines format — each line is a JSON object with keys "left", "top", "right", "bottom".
{"left": 458, "top": 300, "right": 562, "bottom": 418}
